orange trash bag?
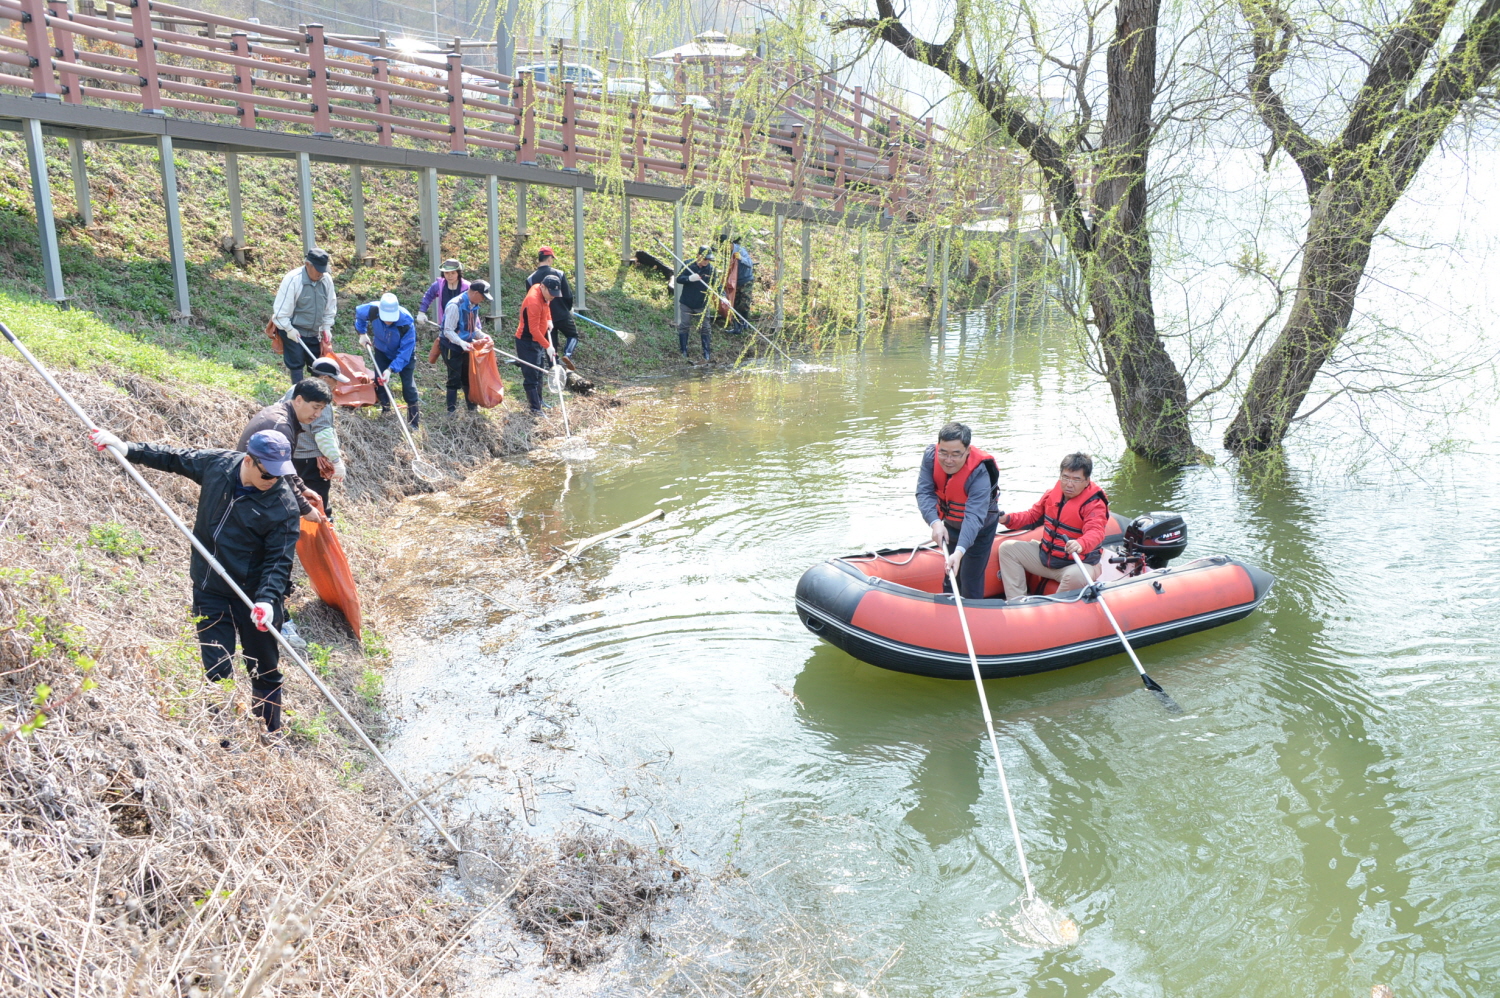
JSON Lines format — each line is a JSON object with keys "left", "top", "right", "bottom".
{"left": 320, "top": 347, "right": 379, "bottom": 408}
{"left": 264, "top": 318, "right": 284, "bottom": 354}
{"left": 717, "top": 258, "right": 738, "bottom": 322}
{"left": 296, "top": 495, "right": 362, "bottom": 639}
{"left": 467, "top": 339, "right": 505, "bottom": 408}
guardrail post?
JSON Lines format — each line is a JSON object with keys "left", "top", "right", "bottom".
{"left": 620, "top": 194, "right": 631, "bottom": 262}
{"left": 856, "top": 226, "right": 867, "bottom": 337}
{"left": 22, "top": 119, "right": 66, "bottom": 304}
{"left": 231, "top": 31, "right": 257, "bottom": 127}
{"left": 48, "top": 0, "right": 80, "bottom": 103}
{"left": 487, "top": 175, "right": 502, "bottom": 319}
{"left": 516, "top": 182, "right": 528, "bottom": 235}
{"left": 515, "top": 71, "right": 535, "bottom": 164}
{"left": 306, "top": 23, "right": 331, "bottom": 135}
{"left": 157, "top": 134, "right": 190, "bottom": 320}
{"left": 937, "top": 224, "right": 951, "bottom": 329}
{"left": 351, "top": 164, "right": 368, "bottom": 262}
{"left": 561, "top": 81, "right": 578, "bottom": 170}
{"left": 22, "top": 0, "right": 61, "bottom": 99}
{"left": 572, "top": 185, "right": 586, "bottom": 310}
{"left": 131, "top": 0, "right": 162, "bottom": 114}
{"left": 772, "top": 210, "right": 784, "bottom": 330}
{"left": 799, "top": 217, "right": 811, "bottom": 301}
{"left": 224, "top": 151, "right": 246, "bottom": 263}
{"left": 672, "top": 199, "right": 683, "bottom": 325}
{"left": 446, "top": 51, "right": 466, "bottom": 154}
{"left": 67, "top": 138, "right": 92, "bottom": 226}
{"left": 372, "top": 56, "right": 391, "bottom": 144}
{"left": 422, "top": 166, "right": 440, "bottom": 281}
{"left": 296, "top": 151, "right": 314, "bottom": 252}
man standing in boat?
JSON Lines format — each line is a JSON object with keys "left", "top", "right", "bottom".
{"left": 916, "top": 422, "right": 1001, "bottom": 600}
{"left": 997, "top": 453, "right": 1109, "bottom": 600}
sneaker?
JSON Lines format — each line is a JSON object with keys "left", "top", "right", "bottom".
{"left": 280, "top": 620, "right": 308, "bottom": 652}
{"left": 260, "top": 727, "right": 289, "bottom": 752}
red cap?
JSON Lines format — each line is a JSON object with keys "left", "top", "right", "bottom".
{"left": 537, "top": 246, "right": 555, "bottom": 261}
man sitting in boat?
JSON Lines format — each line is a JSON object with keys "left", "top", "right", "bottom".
{"left": 916, "top": 422, "right": 1001, "bottom": 600}
{"left": 997, "top": 452, "right": 1108, "bottom": 600}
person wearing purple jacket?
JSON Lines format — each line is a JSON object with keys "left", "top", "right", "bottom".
{"left": 417, "top": 259, "right": 469, "bottom": 326}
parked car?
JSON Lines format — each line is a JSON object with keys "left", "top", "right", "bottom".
{"left": 607, "top": 77, "right": 712, "bottom": 112}
{"left": 514, "top": 62, "right": 604, "bottom": 88}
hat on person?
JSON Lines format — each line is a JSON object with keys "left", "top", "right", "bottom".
{"left": 697, "top": 245, "right": 715, "bottom": 260}
{"left": 537, "top": 246, "right": 555, "bottom": 261}
{"left": 541, "top": 274, "right": 562, "bottom": 295}
{"left": 305, "top": 247, "right": 331, "bottom": 272}
{"left": 440, "top": 258, "right": 463, "bottom": 273}
{"left": 308, "top": 356, "right": 351, "bottom": 384}
{"left": 469, "top": 279, "right": 494, "bottom": 301}
{"left": 378, "top": 292, "right": 401, "bottom": 323}
{"left": 245, "top": 430, "right": 295, "bottom": 477}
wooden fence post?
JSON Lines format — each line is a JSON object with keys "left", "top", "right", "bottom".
{"left": 48, "top": 0, "right": 80, "bottom": 103}
{"left": 515, "top": 71, "right": 536, "bottom": 164}
{"left": 21, "top": 0, "right": 60, "bottom": 99}
{"left": 131, "top": 0, "right": 162, "bottom": 114}
{"left": 372, "top": 56, "right": 390, "bottom": 145}
{"left": 231, "top": 31, "right": 257, "bottom": 127}
{"left": 446, "top": 51, "right": 466, "bottom": 154}
{"left": 306, "top": 24, "right": 331, "bottom": 135}
{"left": 562, "top": 81, "right": 577, "bottom": 170}
{"left": 852, "top": 85, "right": 864, "bottom": 146}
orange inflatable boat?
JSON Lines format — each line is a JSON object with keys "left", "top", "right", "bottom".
{"left": 795, "top": 512, "right": 1273, "bottom": 680}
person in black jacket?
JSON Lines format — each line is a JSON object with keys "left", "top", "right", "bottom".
{"left": 671, "top": 246, "right": 715, "bottom": 363}
{"left": 526, "top": 246, "right": 579, "bottom": 358}
{"left": 89, "top": 427, "right": 310, "bottom": 738}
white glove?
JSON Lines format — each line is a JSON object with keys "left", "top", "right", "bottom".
{"left": 358, "top": 333, "right": 371, "bottom": 347}
{"left": 417, "top": 311, "right": 429, "bottom": 324}
{"left": 668, "top": 278, "right": 676, "bottom": 290}
{"left": 686, "top": 273, "right": 702, "bottom": 283}
{"left": 319, "top": 329, "right": 332, "bottom": 345}
{"left": 546, "top": 346, "right": 557, "bottom": 365}
{"left": 251, "top": 602, "right": 274, "bottom": 631}
{"left": 89, "top": 428, "right": 126, "bottom": 460}
{"left": 331, "top": 460, "right": 347, "bottom": 483}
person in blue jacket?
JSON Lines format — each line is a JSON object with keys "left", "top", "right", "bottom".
{"left": 355, "top": 292, "right": 420, "bottom": 429}
{"left": 728, "top": 236, "right": 754, "bottom": 334}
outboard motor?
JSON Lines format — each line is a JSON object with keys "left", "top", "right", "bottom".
{"left": 1124, "top": 512, "right": 1188, "bottom": 568}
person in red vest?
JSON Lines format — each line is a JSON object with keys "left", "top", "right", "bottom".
{"left": 916, "top": 422, "right": 1001, "bottom": 600}
{"left": 997, "top": 452, "right": 1109, "bottom": 600}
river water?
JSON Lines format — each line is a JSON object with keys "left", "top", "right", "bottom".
{"left": 381, "top": 310, "right": 1500, "bottom": 997}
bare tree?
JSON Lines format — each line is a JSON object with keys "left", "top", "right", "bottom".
{"left": 1224, "top": 0, "right": 1500, "bottom": 454}
{"left": 834, "top": 0, "right": 1204, "bottom": 463}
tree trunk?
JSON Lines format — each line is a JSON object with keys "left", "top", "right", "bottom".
{"left": 1086, "top": 0, "right": 1199, "bottom": 464}
{"left": 1223, "top": 179, "right": 1388, "bottom": 454}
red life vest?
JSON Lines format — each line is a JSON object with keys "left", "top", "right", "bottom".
{"left": 933, "top": 446, "right": 999, "bottom": 527}
{"left": 1037, "top": 481, "right": 1109, "bottom": 567}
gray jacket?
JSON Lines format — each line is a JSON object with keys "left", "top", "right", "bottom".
{"left": 916, "top": 443, "right": 1000, "bottom": 552}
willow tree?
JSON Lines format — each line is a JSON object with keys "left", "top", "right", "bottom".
{"left": 1223, "top": 0, "right": 1500, "bottom": 453}
{"left": 834, "top": 0, "right": 1203, "bottom": 463}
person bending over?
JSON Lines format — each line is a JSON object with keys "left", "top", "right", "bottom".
{"left": 916, "top": 421, "right": 1001, "bottom": 600}
{"left": 997, "top": 452, "right": 1108, "bottom": 600}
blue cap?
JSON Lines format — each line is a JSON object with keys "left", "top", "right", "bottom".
{"left": 245, "top": 429, "right": 294, "bottom": 477}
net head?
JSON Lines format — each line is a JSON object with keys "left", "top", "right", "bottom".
{"left": 994, "top": 897, "right": 1079, "bottom": 950}
{"left": 412, "top": 459, "right": 444, "bottom": 483}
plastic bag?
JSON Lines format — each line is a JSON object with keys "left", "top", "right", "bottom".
{"left": 265, "top": 318, "right": 284, "bottom": 354}
{"left": 296, "top": 495, "right": 362, "bottom": 638}
{"left": 467, "top": 339, "right": 505, "bottom": 408}
{"left": 321, "top": 347, "right": 379, "bottom": 408}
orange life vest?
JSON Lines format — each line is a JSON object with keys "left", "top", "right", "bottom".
{"left": 933, "top": 446, "right": 999, "bottom": 527}
{"left": 1038, "top": 481, "right": 1109, "bottom": 567}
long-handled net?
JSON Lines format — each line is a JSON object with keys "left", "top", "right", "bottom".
{"left": 947, "top": 564, "right": 1078, "bottom": 949}
{"left": 362, "top": 343, "right": 442, "bottom": 482}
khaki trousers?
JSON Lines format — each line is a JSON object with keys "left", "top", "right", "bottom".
{"left": 998, "top": 539, "right": 1098, "bottom": 601}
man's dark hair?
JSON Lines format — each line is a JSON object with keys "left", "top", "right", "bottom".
{"left": 937, "top": 422, "right": 971, "bottom": 446}
{"left": 292, "top": 378, "right": 334, "bottom": 405}
{"left": 1060, "top": 452, "right": 1093, "bottom": 479}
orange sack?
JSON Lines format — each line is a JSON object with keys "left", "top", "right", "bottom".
{"left": 467, "top": 339, "right": 505, "bottom": 408}
{"left": 296, "top": 495, "right": 363, "bottom": 639}
{"left": 264, "top": 318, "right": 284, "bottom": 354}
{"left": 320, "top": 348, "right": 379, "bottom": 408}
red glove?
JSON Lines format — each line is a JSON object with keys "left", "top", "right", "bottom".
{"left": 251, "top": 602, "right": 274, "bottom": 631}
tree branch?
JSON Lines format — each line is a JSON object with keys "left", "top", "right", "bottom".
{"left": 1240, "top": 0, "right": 1329, "bottom": 197}
{"left": 1338, "top": 0, "right": 1462, "bottom": 153}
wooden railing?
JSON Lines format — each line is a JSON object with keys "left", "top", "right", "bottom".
{"left": 0, "top": 0, "right": 1031, "bottom": 221}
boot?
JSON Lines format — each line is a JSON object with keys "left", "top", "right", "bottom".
{"left": 406, "top": 404, "right": 420, "bottom": 430}
{"left": 525, "top": 385, "right": 544, "bottom": 412}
